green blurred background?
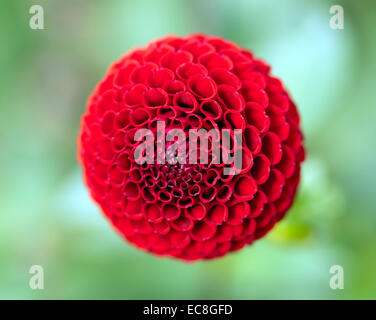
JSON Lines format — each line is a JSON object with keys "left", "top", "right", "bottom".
{"left": 1, "top": 0, "right": 375, "bottom": 299}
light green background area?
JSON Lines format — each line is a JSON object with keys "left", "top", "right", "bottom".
{"left": 0, "top": 0, "right": 375, "bottom": 299}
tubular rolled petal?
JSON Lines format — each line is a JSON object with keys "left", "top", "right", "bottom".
{"left": 143, "top": 88, "right": 168, "bottom": 107}
{"left": 129, "top": 108, "right": 151, "bottom": 127}
{"left": 217, "top": 84, "right": 245, "bottom": 111}
{"left": 187, "top": 74, "right": 217, "bottom": 99}
{"left": 144, "top": 203, "right": 163, "bottom": 223}
{"left": 199, "top": 100, "right": 223, "bottom": 120}
{"left": 162, "top": 203, "right": 181, "bottom": 221}
{"left": 206, "top": 204, "right": 228, "bottom": 225}
{"left": 233, "top": 175, "right": 257, "bottom": 200}
{"left": 209, "top": 68, "right": 241, "bottom": 90}
{"left": 185, "top": 203, "right": 206, "bottom": 221}
{"left": 262, "top": 132, "right": 283, "bottom": 165}
{"left": 173, "top": 91, "right": 198, "bottom": 113}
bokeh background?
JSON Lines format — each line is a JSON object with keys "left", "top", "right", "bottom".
{"left": 1, "top": 0, "right": 375, "bottom": 299}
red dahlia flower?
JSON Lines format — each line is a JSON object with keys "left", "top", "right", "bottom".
{"left": 78, "top": 34, "right": 305, "bottom": 261}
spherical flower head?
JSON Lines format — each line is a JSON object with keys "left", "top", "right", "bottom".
{"left": 78, "top": 34, "right": 305, "bottom": 261}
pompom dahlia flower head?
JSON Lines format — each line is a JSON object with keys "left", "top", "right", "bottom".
{"left": 78, "top": 34, "right": 305, "bottom": 261}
